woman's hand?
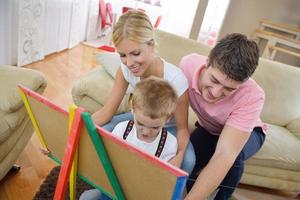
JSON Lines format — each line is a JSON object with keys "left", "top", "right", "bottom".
{"left": 172, "top": 91, "right": 190, "bottom": 169}
{"left": 169, "top": 150, "right": 184, "bottom": 168}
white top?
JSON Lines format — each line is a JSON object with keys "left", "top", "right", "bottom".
{"left": 112, "top": 120, "right": 178, "bottom": 162}
{"left": 120, "top": 58, "right": 188, "bottom": 97}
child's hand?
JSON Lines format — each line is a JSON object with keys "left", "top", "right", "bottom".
{"left": 40, "top": 148, "right": 51, "bottom": 155}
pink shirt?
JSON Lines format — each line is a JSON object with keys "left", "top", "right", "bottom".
{"left": 180, "top": 53, "right": 266, "bottom": 135}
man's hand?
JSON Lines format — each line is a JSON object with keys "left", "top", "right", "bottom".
{"left": 184, "top": 125, "right": 251, "bottom": 200}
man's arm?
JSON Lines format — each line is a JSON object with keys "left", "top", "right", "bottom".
{"left": 184, "top": 125, "right": 251, "bottom": 200}
{"left": 169, "top": 91, "right": 190, "bottom": 168}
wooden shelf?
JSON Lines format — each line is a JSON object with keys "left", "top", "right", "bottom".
{"left": 255, "top": 29, "right": 300, "bottom": 46}
{"left": 267, "top": 45, "right": 300, "bottom": 60}
{"left": 259, "top": 19, "right": 300, "bottom": 40}
{"left": 253, "top": 22, "right": 300, "bottom": 61}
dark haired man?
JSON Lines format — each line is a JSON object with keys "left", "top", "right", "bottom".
{"left": 181, "top": 33, "right": 266, "bottom": 200}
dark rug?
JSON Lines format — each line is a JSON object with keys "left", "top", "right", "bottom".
{"left": 33, "top": 166, "right": 93, "bottom": 200}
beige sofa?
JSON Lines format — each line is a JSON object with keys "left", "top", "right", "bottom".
{"left": 72, "top": 30, "right": 300, "bottom": 192}
{"left": 0, "top": 66, "right": 47, "bottom": 180}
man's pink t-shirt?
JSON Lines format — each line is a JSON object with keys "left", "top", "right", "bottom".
{"left": 180, "top": 53, "right": 266, "bottom": 135}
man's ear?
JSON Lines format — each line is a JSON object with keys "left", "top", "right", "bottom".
{"left": 205, "top": 58, "right": 210, "bottom": 68}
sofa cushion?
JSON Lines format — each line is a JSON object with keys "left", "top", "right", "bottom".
{"left": 242, "top": 165, "right": 300, "bottom": 192}
{"left": 0, "top": 107, "right": 26, "bottom": 144}
{"left": 0, "top": 66, "right": 47, "bottom": 113}
{"left": 155, "top": 29, "right": 211, "bottom": 65}
{"left": 246, "top": 123, "right": 300, "bottom": 171}
{"left": 252, "top": 59, "right": 300, "bottom": 127}
{"left": 286, "top": 117, "right": 300, "bottom": 140}
{"left": 0, "top": 111, "right": 10, "bottom": 144}
{"left": 72, "top": 67, "right": 131, "bottom": 114}
{"left": 95, "top": 53, "right": 134, "bottom": 94}
{"left": 95, "top": 52, "right": 121, "bottom": 78}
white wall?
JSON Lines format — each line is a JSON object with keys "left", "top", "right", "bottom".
{"left": 219, "top": 0, "right": 300, "bottom": 66}
{"left": 219, "top": 0, "right": 300, "bottom": 38}
{"left": 159, "top": 0, "right": 200, "bottom": 37}
{"left": 106, "top": 0, "right": 200, "bottom": 38}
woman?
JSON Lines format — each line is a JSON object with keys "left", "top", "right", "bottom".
{"left": 81, "top": 10, "right": 195, "bottom": 200}
{"left": 92, "top": 10, "right": 195, "bottom": 173}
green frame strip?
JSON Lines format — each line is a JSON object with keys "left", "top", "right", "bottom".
{"left": 81, "top": 112, "right": 126, "bottom": 200}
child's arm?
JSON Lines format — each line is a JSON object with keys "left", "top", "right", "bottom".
{"left": 92, "top": 68, "right": 128, "bottom": 125}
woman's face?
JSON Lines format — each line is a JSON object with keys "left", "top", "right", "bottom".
{"left": 116, "top": 39, "right": 155, "bottom": 76}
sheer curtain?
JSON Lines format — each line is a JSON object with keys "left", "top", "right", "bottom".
{"left": 0, "top": 0, "right": 18, "bottom": 66}
{"left": 17, "top": 0, "right": 89, "bottom": 66}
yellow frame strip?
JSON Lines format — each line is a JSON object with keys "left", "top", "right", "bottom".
{"left": 18, "top": 88, "right": 48, "bottom": 148}
{"left": 68, "top": 105, "right": 78, "bottom": 200}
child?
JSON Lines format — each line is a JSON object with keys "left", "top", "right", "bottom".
{"left": 112, "top": 76, "right": 178, "bottom": 161}
{"left": 80, "top": 77, "right": 179, "bottom": 200}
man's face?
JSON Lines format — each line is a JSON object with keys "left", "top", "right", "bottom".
{"left": 199, "top": 64, "right": 242, "bottom": 103}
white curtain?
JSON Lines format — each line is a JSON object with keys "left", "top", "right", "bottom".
{"left": 18, "top": 0, "right": 89, "bottom": 66}
{"left": 86, "top": 0, "right": 100, "bottom": 41}
{"left": 18, "top": 0, "right": 45, "bottom": 66}
{"left": 0, "top": 0, "right": 18, "bottom": 66}
{"left": 69, "top": 0, "right": 84, "bottom": 49}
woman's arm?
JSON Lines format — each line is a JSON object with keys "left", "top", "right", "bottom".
{"left": 184, "top": 125, "right": 251, "bottom": 200}
{"left": 169, "top": 91, "right": 190, "bottom": 168}
{"left": 92, "top": 68, "right": 129, "bottom": 125}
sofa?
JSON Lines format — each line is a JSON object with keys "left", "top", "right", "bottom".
{"left": 0, "top": 65, "right": 47, "bottom": 180}
{"left": 72, "top": 29, "right": 300, "bottom": 192}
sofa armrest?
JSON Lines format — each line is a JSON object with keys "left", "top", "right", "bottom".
{"left": 0, "top": 65, "right": 46, "bottom": 143}
{"left": 286, "top": 117, "right": 300, "bottom": 140}
{"left": 72, "top": 67, "right": 131, "bottom": 114}
{"left": 0, "top": 66, "right": 47, "bottom": 113}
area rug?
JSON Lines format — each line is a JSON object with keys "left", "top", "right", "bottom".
{"left": 33, "top": 166, "right": 93, "bottom": 200}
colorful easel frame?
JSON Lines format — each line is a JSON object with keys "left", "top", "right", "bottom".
{"left": 19, "top": 85, "right": 188, "bottom": 200}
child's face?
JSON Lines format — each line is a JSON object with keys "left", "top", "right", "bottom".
{"left": 133, "top": 109, "right": 168, "bottom": 143}
{"left": 116, "top": 39, "right": 155, "bottom": 77}
{"left": 199, "top": 64, "right": 242, "bottom": 103}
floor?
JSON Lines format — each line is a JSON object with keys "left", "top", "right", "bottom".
{"left": 0, "top": 44, "right": 299, "bottom": 200}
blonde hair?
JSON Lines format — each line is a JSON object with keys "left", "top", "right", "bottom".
{"left": 132, "top": 77, "right": 178, "bottom": 119}
{"left": 112, "top": 10, "right": 155, "bottom": 47}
